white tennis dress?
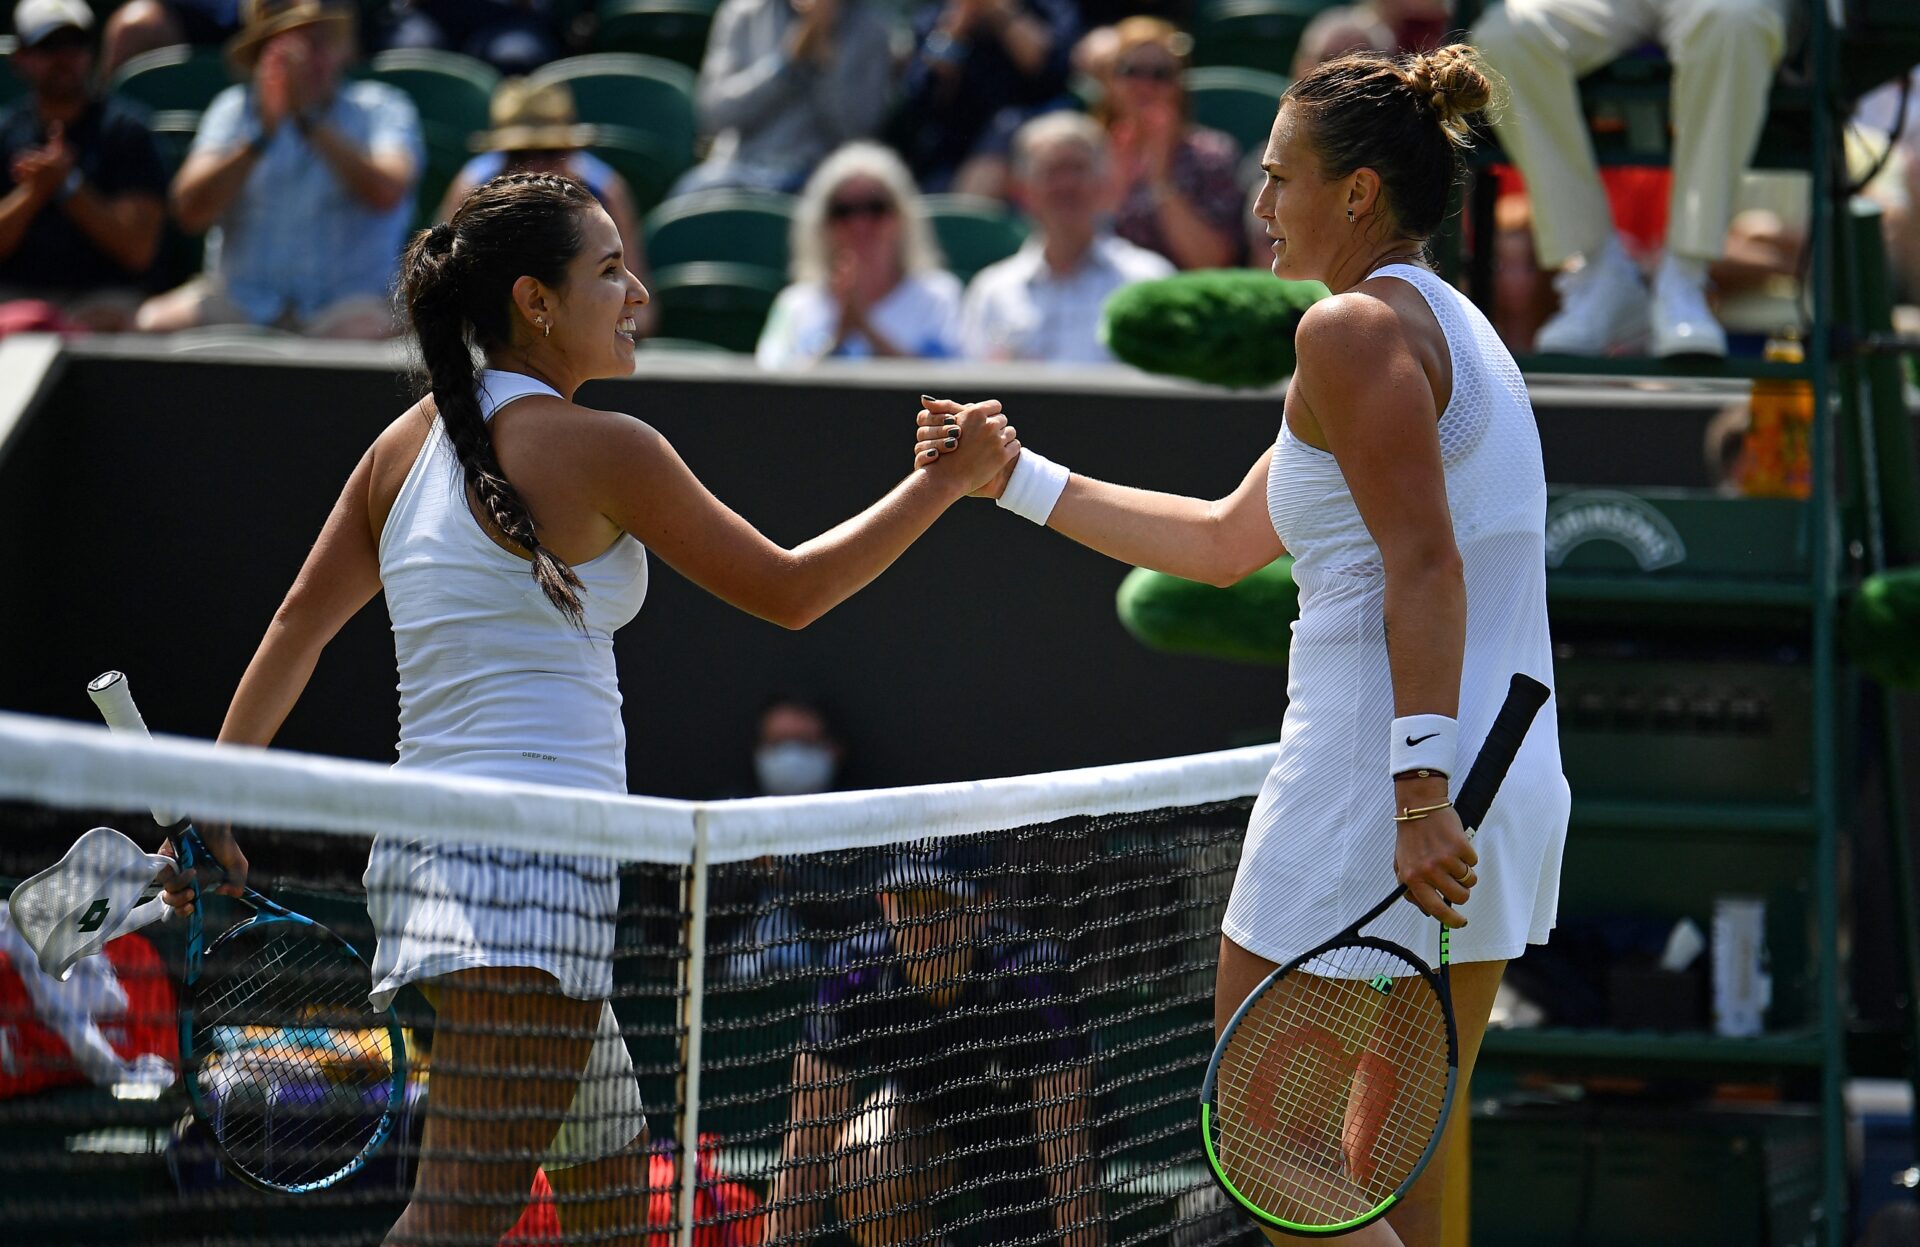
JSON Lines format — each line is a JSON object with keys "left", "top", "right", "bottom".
{"left": 366, "top": 369, "right": 648, "bottom": 1011}
{"left": 1220, "top": 264, "right": 1571, "bottom": 968}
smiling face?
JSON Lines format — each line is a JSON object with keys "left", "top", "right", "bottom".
{"left": 541, "top": 205, "right": 649, "bottom": 378}
{"left": 1253, "top": 101, "right": 1362, "bottom": 283}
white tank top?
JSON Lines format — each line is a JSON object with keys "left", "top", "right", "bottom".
{"left": 1232, "top": 263, "right": 1566, "bottom": 962}
{"left": 379, "top": 369, "right": 648, "bottom": 792}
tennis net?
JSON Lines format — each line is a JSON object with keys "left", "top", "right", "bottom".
{"left": 0, "top": 709, "right": 1276, "bottom": 1247}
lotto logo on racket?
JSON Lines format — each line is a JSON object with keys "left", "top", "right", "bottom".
{"left": 75, "top": 899, "right": 113, "bottom": 934}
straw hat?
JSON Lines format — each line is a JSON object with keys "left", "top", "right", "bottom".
{"left": 225, "top": 0, "right": 354, "bottom": 72}
{"left": 470, "top": 78, "right": 598, "bottom": 153}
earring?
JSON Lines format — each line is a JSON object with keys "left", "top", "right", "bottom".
{"left": 539, "top": 318, "right": 550, "bottom": 337}
{"left": 1347, "top": 209, "right": 1355, "bottom": 221}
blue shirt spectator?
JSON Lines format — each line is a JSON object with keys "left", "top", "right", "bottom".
{"left": 187, "top": 78, "right": 422, "bottom": 326}
{"left": 136, "top": 0, "right": 421, "bottom": 337}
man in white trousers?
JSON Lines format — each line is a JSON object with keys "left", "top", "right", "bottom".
{"left": 1473, "top": 0, "right": 1792, "bottom": 357}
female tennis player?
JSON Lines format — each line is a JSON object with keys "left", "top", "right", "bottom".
{"left": 923, "top": 46, "right": 1570, "bottom": 1245}
{"left": 158, "top": 171, "right": 1017, "bottom": 1245}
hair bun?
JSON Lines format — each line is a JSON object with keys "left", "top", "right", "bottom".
{"left": 424, "top": 220, "right": 458, "bottom": 255}
{"left": 1406, "top": 43, "right": 1493, "bottom": 137}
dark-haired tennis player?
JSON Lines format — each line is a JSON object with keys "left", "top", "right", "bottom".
{"left": 160, "top": 171, "right": 1018, "bottom": 1246}
{"left": 923, "top": 46, "right": 1571, "bottom": 1246}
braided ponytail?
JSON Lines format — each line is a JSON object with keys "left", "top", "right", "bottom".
{"left": 399, "top": 174, "right": 599, "bottom": 629}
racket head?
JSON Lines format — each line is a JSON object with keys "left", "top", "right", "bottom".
{"left": 181, "top": 909, "right": 406, "bottom": 1194}
{"left": 1201, "top": 935, "right": 1458, "bottom": 1236}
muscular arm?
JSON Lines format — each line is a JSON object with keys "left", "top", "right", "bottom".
{"left": 1033, "top": 1062, "right": 1103, "bottom": 1247}
{"left": 586, "top": 406, "right": 1011, "bottom": 629}
{"left": 766, "top": 1050, "right": 852, "bottom": 1243}
{"left": 1034, "top": 448, "right": 1286, "bottom": 587}
{"left": 217, "top": 444, "right": 384, "bottom": 747}
{"left": 1290, "top": 293, "right": 1463, "bottom": 721}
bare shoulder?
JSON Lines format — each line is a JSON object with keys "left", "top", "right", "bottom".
{"left": 364, "top": 398, "right": 439, "bottom": 530}
{"left": 1295, "top": 289, "right": 1419, "bottom": 366}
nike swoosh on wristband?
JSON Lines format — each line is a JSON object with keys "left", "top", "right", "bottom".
{"left": 1405, "top": 732, "right": 1440, "bottom": 746}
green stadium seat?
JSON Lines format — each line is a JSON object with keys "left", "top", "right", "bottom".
{"left": 647, "top": 260, "right": 785, "bottom": 352}
{"left": 1187, "top": 65, "right": 1287, "bottom": 159}
{"left": 585, "top": 123, "right": 683, "bottom": 216}
{"left": 922, "top": 194, "right": 1026, "bottom": 284}
{"left": 593, "top": 0, "right": 721, "bottom": 70}
{"left": 528, "top": 53, "right": 697, "bottom": 183}
{"left": 644, "top": 187, "right": 795, "bottom": 274}
{"left": 146, "top": 108, "right": 201, "bottom": 169}
{"left": 1191, "top": 0, "right": 1334, "bottom": 76}
{"left": 109, "top": 45, "right": 233, "bottom": 114}
{"left": 362, "top": 48, "right": 499, "bottom": 137}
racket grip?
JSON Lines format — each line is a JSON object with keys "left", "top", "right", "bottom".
{"left": 86, "top": 671, "right": 178, "bottom": 828}
{"left": 1452, "top": 673, "right": 1551, "bottom": 830}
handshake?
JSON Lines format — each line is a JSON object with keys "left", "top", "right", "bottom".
{"left": 911, "top": 394, "right": 1021, "bottom": 499}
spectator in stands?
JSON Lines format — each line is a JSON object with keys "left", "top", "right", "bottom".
{"left": 99, "top": 1, "right": 242, "bottom": 79}
{"left": 1100, "top": 17, "right": 1243, "bottom": 270}
{"left": 766, "top": 844, "right": 1099, "bottom": 1247}
{"left": 135, "top": 0, "right": 422, "bottom": 337}
{"left": 673, "top": 0, "right": 896, "bottom": 197}
{"left": 371, "top": 0, "right": 566, "bottom": 77}
{"left": 756, "top": 141, "right": 961, "bottom": 367}
{"left": 959, "top": 111, "right": 1171, "bottom": 363}
{"left": 717, "top": 696, "right": 868, "bottom": 982}
{"left": 0, "top": 0, "right": 167, "bottom": 331}
{"left": 889, "top": 0, "right": 1079, "bottom": 196}
{"left": 436, "top": 78, "right": 655, "bottom": 337}
{"left": 1291, "top": 5, "right": 1394, "bottom": 77}
{"left": 1472, "top": 0, "right": 1792, "bottom": 358}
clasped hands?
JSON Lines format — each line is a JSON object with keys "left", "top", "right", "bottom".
{"left": 914, "top": 395, "right": 1020, "bottom": 499}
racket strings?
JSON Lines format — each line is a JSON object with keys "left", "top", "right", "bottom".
{"left": 1211, "top": 943, "right": 1452, "bottom": 1228}
{"left": 192, "top": 923, "right": 395, "bottom": 1188}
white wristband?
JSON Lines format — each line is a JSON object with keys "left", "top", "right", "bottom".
{"left": 1390, "top": 714, "right": 1457, "bottom": 778}
{"left": 995, "top": 449, "right": 1070, "bottom": 526}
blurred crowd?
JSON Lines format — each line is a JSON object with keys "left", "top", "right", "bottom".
{"left": 2, "top": 0, "right": 1916, "bottom": 369}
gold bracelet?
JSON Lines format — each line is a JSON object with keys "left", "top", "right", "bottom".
{"left": 1392, "top": 800, "right": 1454, "bottom": 823}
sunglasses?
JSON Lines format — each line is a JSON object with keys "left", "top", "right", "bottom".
{"left": 827, "top": 196, "right": 895, "bottom": 222}
{"left": 1116, "top": 62, "right": 1179, "bottom": 83}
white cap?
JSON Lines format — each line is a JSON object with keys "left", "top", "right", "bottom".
{"left": 13, "top": 0, "right": 94, "bottom": 48}
{"left": 9, "top": 826, "right": 173, "bottom": 981}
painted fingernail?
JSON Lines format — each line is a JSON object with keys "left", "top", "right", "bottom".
{"left": 920, "top": 394, "right": 935, "bottom": 404}
{"left": 944, "top": 437, "right": 957, "bottom": 449}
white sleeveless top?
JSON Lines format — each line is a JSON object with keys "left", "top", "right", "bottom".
{"left": 364, "top": 370, "right": 647, "bottom": 1010}
{"left": 379, "top": 369, "right": 648, "bottom": 792}
{"left": 1221, "top": 265, "right": 1572, "bottom": 967}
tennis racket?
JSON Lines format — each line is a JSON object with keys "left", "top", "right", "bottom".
{"left": 1201, "top": 672, "right": 1551, "bottom": 1235}
{"left": 86, "top": 670, "right": 408, "bottom": 1195}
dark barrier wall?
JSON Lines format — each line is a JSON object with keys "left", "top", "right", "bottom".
{"left": 0, "top": 348, "right": 1811, "bottom": 797}
{"left": 1, "top": 353, "right": 1303, "bottom": 797}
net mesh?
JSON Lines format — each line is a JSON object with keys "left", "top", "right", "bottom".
{"left": 0, "top": 711, "right": 1275, "bottom": 1247}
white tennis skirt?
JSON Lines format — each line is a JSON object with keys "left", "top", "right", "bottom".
{"left": 1221, "top": 638, "right": 1571, "bottom": 969}
{"left": 364, "top": 838, "right": 618, "bottom": 1012}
